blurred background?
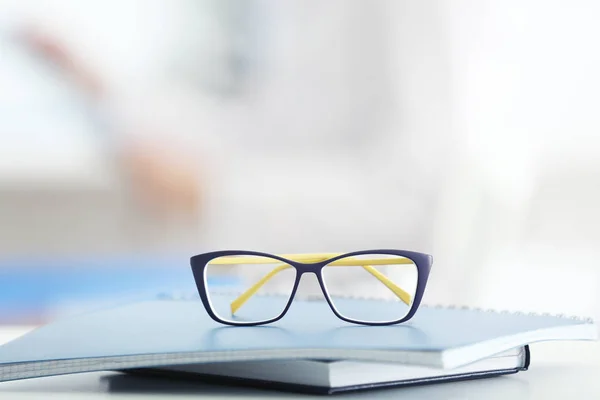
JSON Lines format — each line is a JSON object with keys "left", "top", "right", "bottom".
{"left": 0, "top": 0, "right": 599, "bottom": 324}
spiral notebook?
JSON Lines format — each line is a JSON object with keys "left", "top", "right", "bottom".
{"left": 0, "top": 293, "right": 596, "bottom": 384}
{"left": 124, "top": 346, "right": 530, "bottom": 394}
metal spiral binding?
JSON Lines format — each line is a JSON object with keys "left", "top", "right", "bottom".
{"left": 422, "top": 304, "right": 595, "bottom": 324}
{"left": 154, "top": 291, "right": 596, "bottom": 324}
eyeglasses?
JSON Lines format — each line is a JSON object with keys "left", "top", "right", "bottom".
{"left": 190, "top": 250, "right": 432, "bottom": 326}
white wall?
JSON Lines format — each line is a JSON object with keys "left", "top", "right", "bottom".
{"left": 1, "top": 0, "right": 598, "bottom": 318}
{"left": 431, "top": 0, "right": 600, "bottom": 317}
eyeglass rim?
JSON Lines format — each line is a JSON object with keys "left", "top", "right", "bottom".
{"left": 190, "top": 249, "right": 433, "bottom": 326}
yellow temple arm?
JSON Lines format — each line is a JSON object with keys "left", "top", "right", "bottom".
{"left": 209, "top": 253, "right": 414, "bottom": 315}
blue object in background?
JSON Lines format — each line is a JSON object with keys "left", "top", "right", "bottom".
{"left": 0, "top": 254, "right": 239, "bottom": 322}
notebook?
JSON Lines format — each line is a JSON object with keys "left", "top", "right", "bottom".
{"left": 0, "top": 293, "right": 595, "bottom": 383}
{"left": 124, "top": 346, "right": 530, "bottom": 394}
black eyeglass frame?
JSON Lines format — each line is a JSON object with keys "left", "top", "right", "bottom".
{"left": 190, "top": 249, "right": 433, "bottom": 326}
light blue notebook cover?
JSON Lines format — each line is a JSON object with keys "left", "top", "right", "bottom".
{"left": 0, "top": 294, "right": 596, "bottom": 382}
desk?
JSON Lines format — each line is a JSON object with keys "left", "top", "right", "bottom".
{"left": 0, "top": 327, "right": 598, "bottom": 399}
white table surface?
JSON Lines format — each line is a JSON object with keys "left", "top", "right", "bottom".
{"left": 0, "top": 326, "right": 599, "bottom": 399}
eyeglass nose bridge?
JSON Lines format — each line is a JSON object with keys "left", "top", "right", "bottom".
{"left": 289, "top": 260, "right": 332, "bottom": 299}
{"left": 292, "top": 263, "right": 326, "bottom": 292}
{"left": 291, "top": 268, "right": 329, "bottom": 301}
{"left": 293, "top": 261, "right": 325, "bottom": 275}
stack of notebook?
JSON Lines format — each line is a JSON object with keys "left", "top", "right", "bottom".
{"left": 0, "top": 292, "right": 596, "bottom": 394}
